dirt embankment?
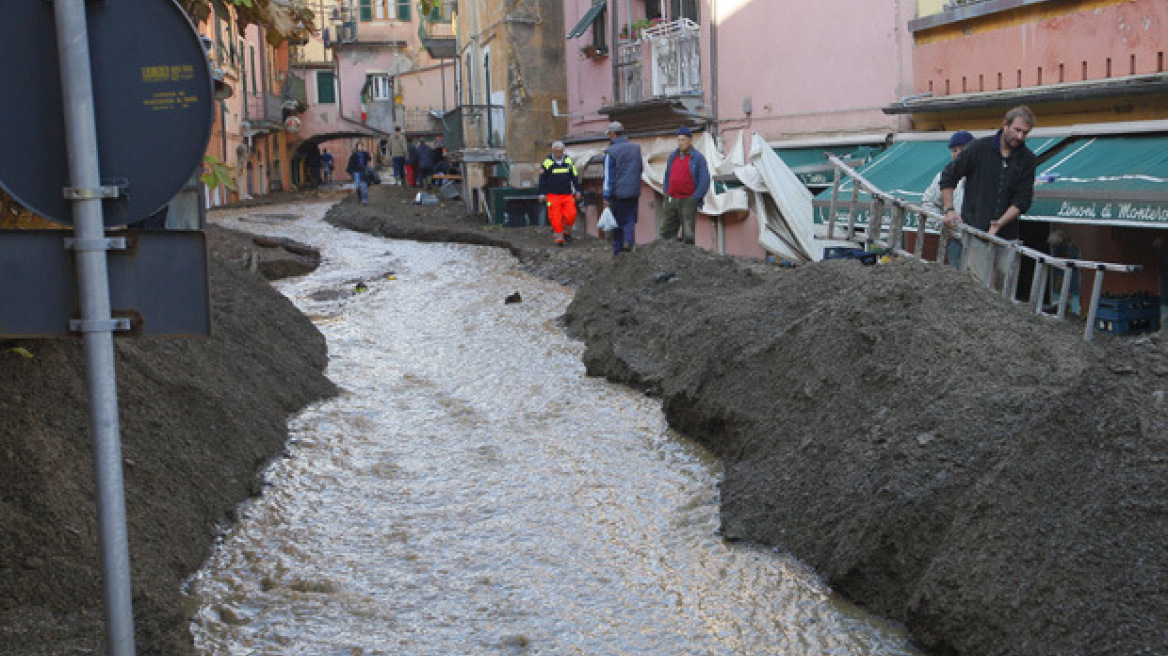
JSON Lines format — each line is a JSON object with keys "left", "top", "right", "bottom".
{"left": 0, "top": 219, "right": 337, "bottom": 655}
{"left": 560, "top": 240, "right": 1168, "bottom": 656}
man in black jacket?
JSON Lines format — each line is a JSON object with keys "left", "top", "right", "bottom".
{"left": 939, "top": 105, "right": 1037, "bottom": 271}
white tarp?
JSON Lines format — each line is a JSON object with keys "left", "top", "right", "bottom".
{"left": 746, "top": 132, "right": 823, "bottom": 262}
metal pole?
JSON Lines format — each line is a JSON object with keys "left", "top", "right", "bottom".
{"left": 52, "top": 2, "right": 136, "bottom": 654}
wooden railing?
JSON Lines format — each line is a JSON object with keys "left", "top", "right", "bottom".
{"left": 824, "top": 153, "right": 1142, "bottom": 341}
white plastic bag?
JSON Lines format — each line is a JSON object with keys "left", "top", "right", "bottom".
{"left": 597, "top": 206, "right": 618, "bottom": 231}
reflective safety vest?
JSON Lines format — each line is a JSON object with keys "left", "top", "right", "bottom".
{"left": 538, "top": 155, "right": 581, "bottom": 196}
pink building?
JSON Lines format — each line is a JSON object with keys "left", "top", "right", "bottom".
{"left": 290, "top": 0, "right": 456, "bottom": 184}
{"left": 561, "top": 0, "right": 917, "bottom": 259}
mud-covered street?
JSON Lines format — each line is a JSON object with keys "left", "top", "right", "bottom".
{"left": 2, "top": 182, "right": 1166, "bottom": 655}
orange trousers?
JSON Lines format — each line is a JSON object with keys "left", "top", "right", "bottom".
{"left": 545, "top": 194, "right": 578, "bottom": 235}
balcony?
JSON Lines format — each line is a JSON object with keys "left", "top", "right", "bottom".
{"left": 420, "top": 18, "right": 456, "bottom": 59}
{"left": 243, "top": 92, "right": 285, "bottom": 133}
{"left": 616, "top": 19, "right": 702, "bottom": 104}
{"left": 442, "top": 104, "right": 506, "bottom": 153}
{"left": 284, "top": 72, "right": 307, "bottom": 111}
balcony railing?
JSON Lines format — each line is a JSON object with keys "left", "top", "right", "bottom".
{"left": 244, "top": 92, "right": 284, "bottom": 126}
{"left": 616, "top": 18, "right": 701, "bottom": 103}
{"left": 442, "top": 104, "right": 506, "bottom": 152}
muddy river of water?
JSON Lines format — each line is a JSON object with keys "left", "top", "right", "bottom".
{"left": 187, "top": 202, "right": 921, "bottom": 656}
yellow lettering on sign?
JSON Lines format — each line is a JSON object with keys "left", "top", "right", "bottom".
{"left": 142, "top": 64, "right": 198, "bottom": 83}
{"left": 142, "top": 66, "right": 170, "bottom": 83}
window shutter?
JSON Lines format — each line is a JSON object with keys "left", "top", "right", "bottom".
{"left": 317, "top": 71, "right": 336, "bottom": 104}
{"left": 359, "top": 0, "right": 373, "bottom": 21}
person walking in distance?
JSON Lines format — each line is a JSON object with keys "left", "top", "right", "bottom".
{"left": 538, "top": 141, "right": 583, "bottom": 246}
{"left": 388, "top": 127, "right": 408, "bottom": 186}
{"left": 921, "top": 130, "right": 974, "bottom": 267}
{"left": 602, "top": 121, "right": 643, "bottom": 256}
{"left": 320, "top": 147, "right": 334, "bottom": 184}
{"left": 939, "top": 106, "right": 1037, "bottom": 282}
{"left": 658, "top": 126, "right": 710, "bottom": 245}
{"left": 416, "top": 139, "right": 436, "bottom": 189}
{"left": 346, "top": 142, "right": 372, "bottom": 204}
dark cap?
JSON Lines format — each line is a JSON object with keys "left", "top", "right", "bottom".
{"left": 948, "top": 131, "right": 974, "bottom": 148}
{"left": 677, "top": 126, "right": 693, "bottom": 137}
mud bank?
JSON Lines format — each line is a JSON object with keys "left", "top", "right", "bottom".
{"left": 0, "top": 222, "right": 337, "bottom": 655}
{"left": 561, "top": 241, "right": 1168, "bottom": 656}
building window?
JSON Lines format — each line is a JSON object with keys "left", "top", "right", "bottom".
{"left": 669, "top": 0, "right": 699, "bottom": 22}
{"left": 366, "top": 74, "right": 392, "bottom": 101}
{"left": 593, "top": 8, "right": 607, "bottom": 50}
{"left": 360, "top": 0, "right": 410, "bottom": 21}
{"left": 249, "top": 45, "right": 257, "bottom": 96}
{"left": 317, "top": 71, "right": 337, "bottom": 104}
{"left": 429, "top": 0, "right": 452, "bottom": 22}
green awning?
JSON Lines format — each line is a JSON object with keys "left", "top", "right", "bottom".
{"left": 568, "top": 1, "right": 606, "bottom": 39}
{"left": 811, "top": 135, "right": 1065, "bottom": 229}
{"left": 775, "top": 144, "right": 885, "bottom": 188}
{"left": 1027, "top": 134, "right": 1168, "bottom": 227}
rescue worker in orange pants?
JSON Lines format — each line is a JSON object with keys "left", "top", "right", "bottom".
{"left": 538, "top": 140, "right": 582, "bottom": 246}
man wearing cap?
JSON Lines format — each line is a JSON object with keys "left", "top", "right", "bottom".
{"left": 659, "top": 126, "right": 710, "bottom": 244}
{"left": 538, "top": 141, "right": 582, "bottom": 246}
{"left": 602, "top": 121, "right": 644, "bottom": 255}
{"left": 922, "top": 130, "right": 974, "bottom": 267}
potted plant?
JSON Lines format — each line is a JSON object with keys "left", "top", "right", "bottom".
{"left": 580, "top": 44, "right": 609, "bottom": 60}
{"left": 620, "top": 17, "right": 661, "bottom": 41}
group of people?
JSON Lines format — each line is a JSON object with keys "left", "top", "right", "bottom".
{"left": 540, "top": 104, "right": 1037, "bottom": 264}
{"left": 340, "top": 128, "right": 454, "bottom": 204}
{"left": 387, "top": 127, "right": 449, "bottom": 189}
{"left": 537, "top": 121, "right": 709, "bottom": 254}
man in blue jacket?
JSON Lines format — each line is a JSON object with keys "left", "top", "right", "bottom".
{"left": 603, "top": 121, "right": 644, "bottom": 255}
{"left": 659, "top": 126, "right": 711, "bottom": 244}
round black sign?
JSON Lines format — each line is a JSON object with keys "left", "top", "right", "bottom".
{"left": 0, "top": 0, "right": 214, "bottom": 227}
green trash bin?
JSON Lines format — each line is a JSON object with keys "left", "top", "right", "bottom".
{"left": 488, "top": 187, "right": 545, "bottom": 227}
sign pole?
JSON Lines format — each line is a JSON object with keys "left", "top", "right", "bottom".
{"left": 52, "top": 2, "right": 136, "bottom": 654}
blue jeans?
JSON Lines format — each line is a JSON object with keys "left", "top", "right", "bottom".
{"left": 353, "top": 172, "right": 368, "bottom": 202}
{"left": 392, "top": 157, "right": 406, "bottom": 185}
{"left": 946, "top": 239, "right": 963, "bottom": 268}
{"left": 609, "top": 197, "right": 638, "bottom": 254}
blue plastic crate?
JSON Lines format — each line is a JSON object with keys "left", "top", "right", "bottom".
{"left": 1095, "top": 293, "right": 1161, "bottom": 334}
{"left": 823, "top": 247, "right": 884, "bottom": 265}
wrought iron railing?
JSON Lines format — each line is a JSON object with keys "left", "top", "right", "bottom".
{"left": 615, "top": 18, "right": 702, "bottom": 103}
{"left": 442, "top": 104, "right": 506, "bottom": 151}
{"left": 244, "top": 92, "right": 284, "bottom": 124}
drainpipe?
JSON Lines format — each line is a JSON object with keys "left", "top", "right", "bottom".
{"left": 709, "top": 0, "right": 718, "bottom": 136}
{"left": 610, "top": 0, "right": 618, "bottom": 103}
{"left": 469, "top": 0, "right": 483, "bottom": 146}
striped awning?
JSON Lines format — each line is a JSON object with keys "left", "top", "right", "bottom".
{"left": 567, "top": 1, "right": 606, "bottom": 39}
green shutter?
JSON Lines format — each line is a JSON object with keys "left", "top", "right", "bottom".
{"left": 360, "top": 0, "right": 372, "bottom": 21}
{"left": 397, "top": 0, "right": 411, "bottom": 21}
{"left": 317, "top": 71, "right": 336, "bottom": 104}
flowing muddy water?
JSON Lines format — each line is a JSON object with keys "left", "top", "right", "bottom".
{"left": 189, "top": 201, "right": 922, "bottom": 656}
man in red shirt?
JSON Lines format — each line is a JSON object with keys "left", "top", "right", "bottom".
{"left": 658, "top": 126, "right": 711, "bottom": 244}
